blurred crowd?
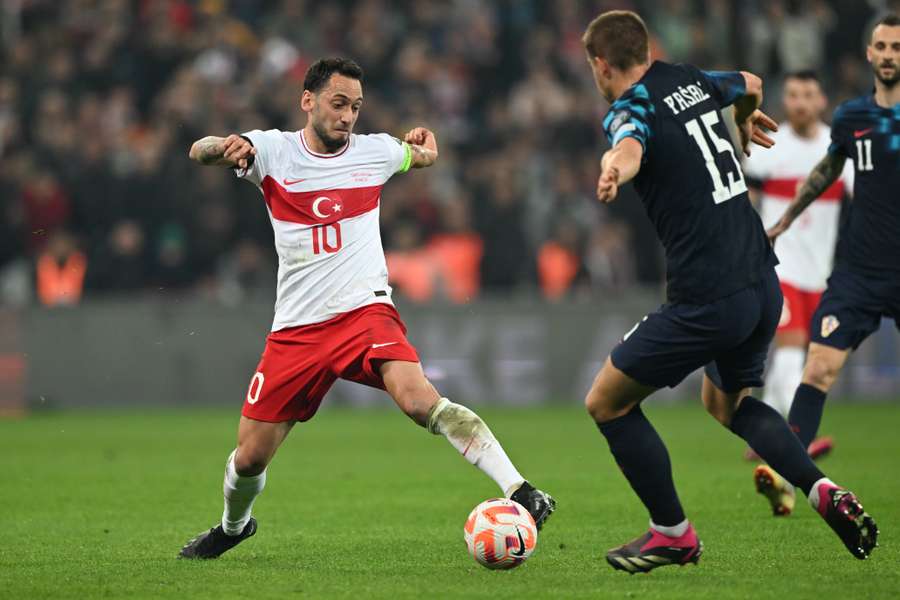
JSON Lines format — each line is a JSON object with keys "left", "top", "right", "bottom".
{"left": 0, "top": 0, "right": 893, "bottom": 307}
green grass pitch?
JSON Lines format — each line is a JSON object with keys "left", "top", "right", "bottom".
{"left": 2, "top": 403, "right": 898, "bottom": 599}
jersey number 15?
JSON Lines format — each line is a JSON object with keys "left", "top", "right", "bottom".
{"left": 684, "top": 110, "right": 747, "bottom": 204}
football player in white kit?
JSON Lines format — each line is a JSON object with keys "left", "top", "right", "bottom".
{"left": 742, "top": 71, "right": 852, "bottom": 514}
{"left": 179, "top": 58, "right": 554, "bottom": 559}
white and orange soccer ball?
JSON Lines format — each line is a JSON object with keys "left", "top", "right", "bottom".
{"left": 464, "top": 498, "right": 537, "bottom": 570}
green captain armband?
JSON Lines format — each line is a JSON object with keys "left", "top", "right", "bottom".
{"left": 398, "top": 142, "right": 413, "bottom": 173}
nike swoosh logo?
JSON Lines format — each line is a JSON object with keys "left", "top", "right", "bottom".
{"left": 371, "top": 342, "right": 398, "bottom": 349}
{"left": 283, "top": 178, "right": 306, "bottom": 185}
{"left": 853, "top": 128, "right": 873, "bottom": 138}
{"left": 511, "top": 527, "right": 527, "bottom": 557}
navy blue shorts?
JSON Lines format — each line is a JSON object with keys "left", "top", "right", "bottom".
{"left": 611, "top": 268, "right": 782, "bottom": 393}
{"left": 810, "top": 268, "right": 900, "bottom": 351}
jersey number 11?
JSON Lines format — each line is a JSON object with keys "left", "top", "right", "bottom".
{"left": 855, "top": 139, "right": 874, "bottom": 171}
{"left": 684, "top": 110, "right": 747, "bottom": 204}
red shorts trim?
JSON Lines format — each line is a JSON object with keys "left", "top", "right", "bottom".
{"left": 241, "top": 303, "right": 420, "bottom": 423}
{"left": 777, "top": 280, "right": 823, "bottom": 334}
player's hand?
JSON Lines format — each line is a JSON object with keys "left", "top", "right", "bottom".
{"left": 402, "top": 127, "right": 439, "bottom": 167}
{"left": 737, "top": 109, "right": 778, "bottom": 157}
{"left": 766, "top": 218, "right": 790, "bottom": 246}
{"left": 221, "top": 134, "right": 257, "bottom": 169}
{"left": 404, "top": 127, "right": 437, "bottom": 152}
{"left": 596, "top": 165, "right": 620, "bottom": 203}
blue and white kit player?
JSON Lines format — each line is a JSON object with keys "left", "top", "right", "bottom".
{"left": 580, "top": 10, "right": 878, "bottom": 573}
{"left": 763, "top": 15, "right": 900, "bottom": 517}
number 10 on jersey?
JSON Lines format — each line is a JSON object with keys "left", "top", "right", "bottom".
{"left": 685, "top": 110, "right": 748, "bottom": 204}
{"left": 312, "top": 223, "right": 342, "bottom": 254}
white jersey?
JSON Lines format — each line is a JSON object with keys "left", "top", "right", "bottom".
{"left": 238, "top": 129, "right": 412, "bottom": 331}
{"left": 743, "top": 122, "right": 853, "bottom": 292}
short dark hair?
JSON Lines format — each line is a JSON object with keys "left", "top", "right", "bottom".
{"left": 303, "top": 57, "right": 364, "bottom": 94}
{"left": 582, "top": 10, "right": 649, "bottom": 71}
{"left": 877, "top": 13, "right": 900, "bottom": 27}
{"left": 872, "top": 13, "right": 900, "bottom": 41}
{"left": 784, "top": 70, "right": 821, "bottom": 84}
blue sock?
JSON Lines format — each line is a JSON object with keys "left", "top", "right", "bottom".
{"left": 597, "top": 406, "right": 686, "bottom": 527}
{"left": 730, "top": 396, "right": 825, "bottom": 495}
{"left": 788, "top": 383, "right": 827, "bottom": 449}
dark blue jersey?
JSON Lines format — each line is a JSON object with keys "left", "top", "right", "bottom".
{"left": 827, "top": 95, "right": 900, "bottom": 276}
{"left": 603, "top": 61, "right": 776, "bottom": 304}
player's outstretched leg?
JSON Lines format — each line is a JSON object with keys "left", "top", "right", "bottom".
{"left": 704, "top": 378, "right": 878, "bottom": 559}
{"left": 586, "top": 359, "right": 702, "bottom": 574}
{"left": 179, "top": 417, "right": 292, "bottom": 559}
{"left": 380, "top": 360, "right": 555, "bottom": 529}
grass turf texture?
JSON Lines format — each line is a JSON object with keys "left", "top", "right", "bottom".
{"left": 2, "top": 404, "right": 898, "bottom": 599}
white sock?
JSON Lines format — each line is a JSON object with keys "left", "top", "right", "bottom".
{"left": 807, "top": 477, "right": 836, "bottom": 510}
{"left": 221, "top": 449, "right": 266, "bottom": 536}
{"left": 427, "top": 398, "right": 525, "bottom": 497}
{"left": 762, "top": 347, "right": 805, "bottom": 417}
{"left": 650, "top": 519, "right": 689, "bottom": 538}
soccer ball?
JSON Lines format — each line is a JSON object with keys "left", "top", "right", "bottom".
{"left": 464, "top": 498, "right": 537, "bottom": 570}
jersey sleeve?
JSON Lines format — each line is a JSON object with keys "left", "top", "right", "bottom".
{"left": 235, "top": 129, "right": 282, "bottom": 186}
{"left": 602, "top": 83, "right": 654, "bottom": 153}
{"left": 699, "top": 70, "right": 746, "bottom": 108}
{"left": 827, "top": 104, "right": 851, "bottom": 158}
{"left": 371, "top": 133, "right": 413, "bottom": 179}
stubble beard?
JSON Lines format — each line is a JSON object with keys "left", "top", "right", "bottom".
{"left": 873, "top": 62, "right": 899, "bottom": 88}
{"left": 312, "top": 119, "right": 349, "bottom": 152}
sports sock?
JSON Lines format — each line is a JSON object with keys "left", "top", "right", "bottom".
{"left": 650, "top": 519, "right": 689, "bottom": 538}
{"left": 788, "top": 383, "right": 827, "bottom": 449}
{"left": 762, "top": 347, "right": 805, "bottom": 417}
{"left": 427, "top": 398, "right": 525, "bottom": 497}
{"left": 730, "top": 396, "right": 824, "bottom": 495}
{"left": 807, "top": 476, "right": 837, "bottom": 511}
{"left": 596, "top": 406, "right": 686, "bottom": 527}
{"left": 221, "top": 449, "right": 266, "bottom": 536}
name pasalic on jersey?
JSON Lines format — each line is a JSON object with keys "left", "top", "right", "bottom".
{"left": 662, "top": 82, "right": 712, "bottom": 115}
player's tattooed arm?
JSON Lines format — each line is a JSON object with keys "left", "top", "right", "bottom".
{"left": 767, "top": 153, "right": 846, "bottom": 244}
{"left": 403, "top": 127, "right": 438, "bottom": 168}
{"left": 596, "top": 137, "right": 643, "bottom": 203}
{"left": 189, "top": 134, "right": 256, "bottom": 169}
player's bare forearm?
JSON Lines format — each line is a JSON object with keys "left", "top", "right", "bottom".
{"left": 784, "top": 154, "right": 845, "bottom": 224}
{"left": 768, "top": 153, "right": 845, "bottom": 244}
{"left": 602, "top": 139, "right": 642, "bottom": 183}
{"left": 733, "top": 71, "right": 763, "bottom": 124}
{"left": 731, "top": 72, "right": 777, "bottom": 157}
{"left": 189, "top": 136, "right": 230, "bottom": 165}
{"left": 403, "top": 127, "right": 438, "bottom": 168}
{"left": 409, "top": 143, "right": 438, "bottom": 168}
{"left": 189, "top": 134, "right": 256, "bottom": 168}
{"left": 597, "top": 138, "right": 643, "bottom": 203}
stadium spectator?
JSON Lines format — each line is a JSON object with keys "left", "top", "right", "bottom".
{"left": 35, "top": 230, "right": 86, "bottom": 307}
{"left": 427, "top": 199, "right": 483, "bottom": 303}
{"left": 537, "top": 219, "right": 583, "bottom": 301}
{"left": 386, "top": 220, "right": 438, "bottom": 303}
{"left": 88, "top": 219, "right": 149, "bottom": 293}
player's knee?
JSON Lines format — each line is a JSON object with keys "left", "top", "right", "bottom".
{"left": 584, "top": 389, "right": 623, "bottom": 423}
{"left": 233, "top": 446, "right": 270, "bottom": 477}
{"left": 393, "top": 381, "right": 436, "bottom": 425}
